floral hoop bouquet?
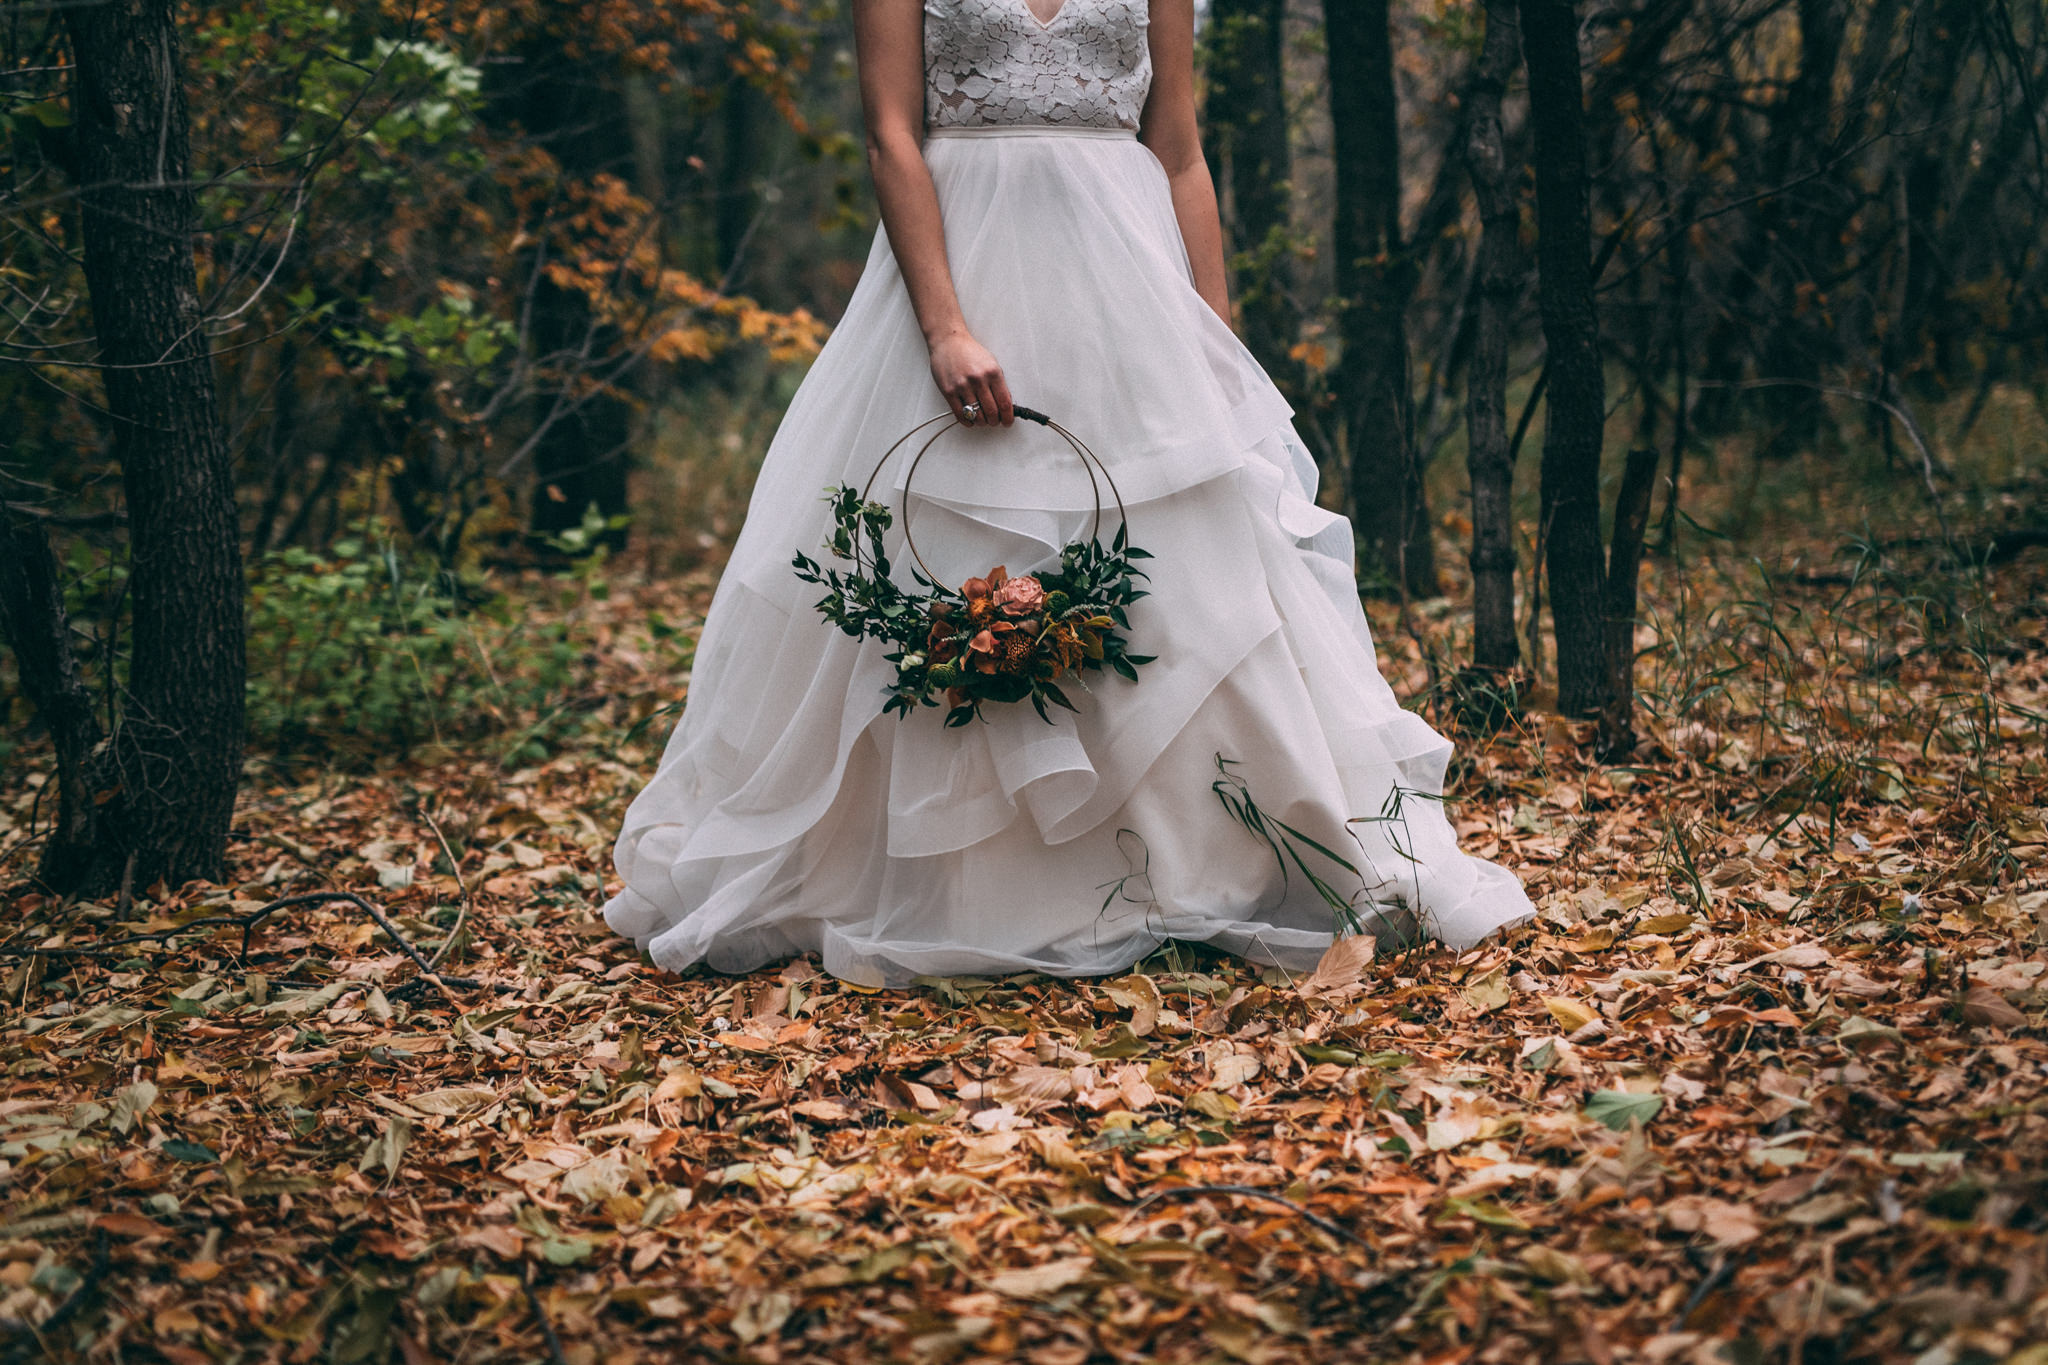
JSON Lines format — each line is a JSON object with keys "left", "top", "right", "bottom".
{"left": 793, "top": 407, "right": 1154, "bottom": 727}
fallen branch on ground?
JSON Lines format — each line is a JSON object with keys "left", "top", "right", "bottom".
{"left": 0, "top": 890, "right": 487, "bottom": 999}
{"left": 1125, "top": 1183, "right": 1370, "bottom": 1249}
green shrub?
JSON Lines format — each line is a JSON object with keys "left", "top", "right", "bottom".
{"left": 244, "top": 532, "right": 594, "bottom": 763}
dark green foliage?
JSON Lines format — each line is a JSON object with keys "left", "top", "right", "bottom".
{"left": 793, "top": 485, "right": 1154, "bottom": 728}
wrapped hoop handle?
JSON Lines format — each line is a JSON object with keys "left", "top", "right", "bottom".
{"left": 853, "top": 407, "right": 1129, "bottom": 584}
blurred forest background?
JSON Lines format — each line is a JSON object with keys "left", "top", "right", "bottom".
{"left": 2, "top": 0, "right": 2046, "bottom": 889}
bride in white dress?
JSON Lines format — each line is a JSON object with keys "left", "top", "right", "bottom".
{"left": 604, "top": 0, "right": 1534, "bottom": 988}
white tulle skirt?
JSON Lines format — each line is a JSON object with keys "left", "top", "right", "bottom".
{"left": 605, "top": 126, "right": 1533, "bottom": 987}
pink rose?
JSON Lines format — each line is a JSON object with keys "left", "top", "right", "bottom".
{"left": 992, "top": 575, "right": 1045, "bottom": 617}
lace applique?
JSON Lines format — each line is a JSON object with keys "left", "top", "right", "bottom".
{"left": 924, "top": 0, "right": 1152, "bottom": 132}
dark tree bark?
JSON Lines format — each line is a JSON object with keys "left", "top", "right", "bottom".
{"left": 41, "top": 0, "right": 245, "bottom": 895}
{"left": 1518, "top": 0, "right": 1608, "bottom": 718}
{"left": 488, "top": 38, "right": 637, "bottom": 550}
{"left": 1201, "top": 0, "right": 1295, "bottom": 383}
{"left": 527, "top": 275, "right": 633, "bottom": 551}
{"left": 0, "top": 501, "right": 104, "bottom": 891}
{"left": 1897, "top": 0, "right": 1980, "bottom": 396}
{"left": 717, "top": 78, "right": 764, "bottom": 283}
{"left": 1327, "top": 0, "right": 1435, "bottom": 599}
{"left": 1754, "top": 0, "right": 1847, "bottom": 459}
{"left": 1689, "top": 0, "right": 1853, "bottom": 448}
{"left": 1655, "top": 197, "right": 1693, "bottom": 551}
{"left": 1598, "top": 447, "right": 1659, "bottom": 756}
{"left": 1464, "top": 0, "right": 1524, "bottom": 673}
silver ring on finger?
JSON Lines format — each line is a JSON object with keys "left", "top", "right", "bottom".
{"left": 961, "top": 401, "right": 982, "bottom": 422}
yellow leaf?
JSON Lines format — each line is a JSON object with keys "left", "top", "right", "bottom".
{"left": 1461, "top": 966, "right": 1511, "bottom": 1015}
{"left": 650, "top": 326, "right": 716, "bottom": 364}
{"left": 1571, "top": 927, "right": 1618, "bottom": 953}
{"left": 1100, "top": 975, "right": 1161, "bottom": 1036}
{"left": 1664, "top": 1195, "right": 1761, "bottom": 1247}
{"left": 153, "top": 1307, "right": 200, "bottom": 1335}
{"left": 1633, "top": 913, "right": 1696, "bottom": 936}
{"left": 654, "top": 1065, "right": 702, "bottom": 1101}
{"left": 1544, "top": 997, "right": 1600, "bottom": 1032}
{"left": 792, "top": 1098, "right": 854, "bottom": 1123}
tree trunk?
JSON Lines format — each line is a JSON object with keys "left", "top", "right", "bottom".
{"left": 1656, "top": 198, "right": 1692, "bottom": 551}
{"left": 1598, "top": 447, "right": 1659, "bottom": 757}
{"left": 1898, "top": 0, "right": 1978, "bottom": 396}
{"left": 717, "top": 78, "right": 763, "bottom": 283}
{"left": 493, "top": 38, "right": 637, "bottom": 550}
{"left": 1464, "top": 0, "right": 1523, "bottom": 673}
{"left": 54, "top": 0, "right": 245, "bottom": 895}
{"left": 1755, "top": 0, "right": 1846, "bottom": 459}
{"left": 0, "top": 501, "right": 105, "bottom": 892}
{"left": 247, "top": 337, "right": 304, "bottom": 554}
{"left": 1327, "top": 0, "right": 1435, "bottom": 599}
{"left": 1201, "top": 0, "right": 1295, "bottom": 383}
{"left": 1518, "top": 0, "right": 1607, "bottom": 717}
{"left": 527, "top": 274, "right": 633, "bottom": 553}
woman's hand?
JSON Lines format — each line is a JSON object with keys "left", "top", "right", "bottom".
{"left": 854, "top": 1, "right": 1013, "bottom": 428}
{"left": 929, "top": 329, "right": 1015, "bottom": 426}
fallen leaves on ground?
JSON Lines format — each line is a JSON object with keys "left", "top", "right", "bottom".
{"left": 1, "top": 544, "right": 2045, "bottom": 1364}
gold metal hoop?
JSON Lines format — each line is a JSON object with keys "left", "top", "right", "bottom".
{"left": 851, "top": 406, "right": 1130, "bottom": 584}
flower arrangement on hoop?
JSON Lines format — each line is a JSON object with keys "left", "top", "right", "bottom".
{"left": 792, "top": 407, "right": 1155, "bottom": 727}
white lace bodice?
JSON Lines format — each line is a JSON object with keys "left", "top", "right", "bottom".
{"left": 924, "top": 0, "right": 1152, "bottom": 132}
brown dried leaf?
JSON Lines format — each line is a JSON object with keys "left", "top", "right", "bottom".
{"left": 1960, "top": 986, "right": 2026, "bottom": 1029}
{"left": 1298, "top": 935, "right": 1374, "bottom": 998}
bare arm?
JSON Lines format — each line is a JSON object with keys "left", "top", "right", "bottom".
{"left": 1139, "top": 0, "right": 1232, "bottom": 324}
{"left": 853, "top": 0, "right": 1015, "bottom": 426}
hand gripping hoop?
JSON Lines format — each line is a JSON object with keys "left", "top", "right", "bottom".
{"left": 851, "top": 406, "right": 1130, "bottom": 584}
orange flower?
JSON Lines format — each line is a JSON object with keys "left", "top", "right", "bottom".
{"left": 962, "top": 565, "right": 1007, "bottom": 603}
{"left": 1043, "top": 622, "right": 1085, "bottom": 673}
{"left": 966, "top": 627, "right": 1000, "bottom": 673}
{"left": 962, "top": 566, "right": 1007, "bottom": 627}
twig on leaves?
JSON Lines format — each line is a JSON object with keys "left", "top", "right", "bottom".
{"left": 0, "top": 890, "right": 485, "bottom": 1000}
{"left": 231, "top": 895, "right": 505, "bottom": 1053}
{"left": 5, "top": 887, "right": 513, "bottom": 1052}
{"left": 252, "top": 893, "right": 447, "bottom": 982}
{"left": 112, "top": 850, "right": 136, "bottom": 921}
{"left": 1671, "top": 1248, "right": 1734, "bottom": 1332}
{"left": 417, "top": 806, "right": 473, "bottom": 971}
{"left": 522, "top": 1264, "right": 573, "bottom": 1365}
{"left": 1124, "top": 1184, "right": 1369, "bottom": 1249}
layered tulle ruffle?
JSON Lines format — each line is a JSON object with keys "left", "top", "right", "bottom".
{"left": 605, "top": 129, "right": 1533, "bottom": 987}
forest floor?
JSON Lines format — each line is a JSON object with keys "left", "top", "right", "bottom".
{"left": 2, "top": 465, "right": 2047, "bottom": 1363}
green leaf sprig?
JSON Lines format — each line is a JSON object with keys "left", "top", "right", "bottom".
{"left": 793, "top": 486, "right": 1154, "bottom": 726}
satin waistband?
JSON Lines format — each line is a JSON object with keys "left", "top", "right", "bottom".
{"left": 924, "top": 125, "right": 1137, "bottom": 141}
